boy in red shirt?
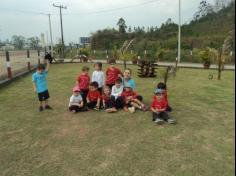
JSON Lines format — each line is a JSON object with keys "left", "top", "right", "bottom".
{"left": 150, "top": 89, "right": 176, "bottom": 124}
{"left": 121, "top": 83, "right": 147, "bottom": 113}
{"left": 76, "top": 66, "right": 90, "bottom": 104}
{"left": 157, "top": 82, "right": 172, "bottom": 112}
{"left": 86, "top": 81, "right": 101, "bottom": 110}
{"left": 105, "top": 59, "right": 122, "bottom": 89}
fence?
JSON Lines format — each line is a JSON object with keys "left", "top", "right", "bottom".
{"left": 0, "top": 50, "right": 41, "bottom": 82}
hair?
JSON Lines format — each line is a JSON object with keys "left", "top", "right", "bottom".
{"left": 108, "top": 58, "right": 116, "bottom": 64}
{"left": 125, "top": 68, "right": 132, "bottom": 75}
{"left": 115, "top": 78, "right": 122, "bottom": 84}
{"left": 82, "top": 66, "right": 90, "bottom": 72}
{"left": 37, "top": 64, "right": 45, "bottom": 70}
{"left": 94, "top": 62, "right": 102, "bottom": 70}
{"left": 90, "top": 81, "right": 99, "bottom": 88}
{"left": 157, "top": 82, "right": 167, "bottom": 89}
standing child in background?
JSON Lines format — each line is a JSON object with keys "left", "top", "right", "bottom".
{"left": 121, "top": 83, "right": 148, "bottom": 113}
{"left": 157, "top": 82, "right": 172, "bottom": 112}
{"left": 92, "top": 62, "right": 105, "bottom": 94}
{"left": 86, "top": 81, "right": 101, "bottom": 110}
{"left": 111, "top": 78, "right": 124, "bottom": 109}
{"left": 150, "top": 89, "right": 176, "bottom": 124}
{"left": 68, "top": 86, "right": 84, "bottom": 113}
{"left": 102, "top": 86, "right": 117, "bottom": 113}
{"left": 76, "top": 66, "right": 90, "bottom": 105}
{"left": 32, "top": 59, "right": 53, "bottom": 111}
{"left": 105, "top": 59, "right": 122, "bottom": 90}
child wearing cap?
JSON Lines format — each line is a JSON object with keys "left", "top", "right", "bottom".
{"left": 121, "top": 83, "right": 148, "bottom": 113}
{"left": 32, "top": 59, "right": 53, "bottom": 111}
{"left": 68, "top": 86, "right": 84, "bottom": 113}
{"left": 150, "top": 88, "right": 176, "bottom": 124}
{"left": 86, "top": 81, "right": 101, "bottom": 110}
{"left": 157, "top": 82, "right": 172, "bottom": 112}
{"left": 76, "top": 66, "right": 90, "bottom": 104}
{"left": 105, "top": 59, "right": 122, "bottom": 90}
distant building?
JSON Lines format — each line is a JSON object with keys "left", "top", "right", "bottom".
{"left": 80, "top": 37, "right": 90, "bottom": 45}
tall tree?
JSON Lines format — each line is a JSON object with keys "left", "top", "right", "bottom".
{"left": 117, "top": 17, "right": 127, "bottom": 34}
{"left": 11, "top": 35, "right": 25, "bottom": 49}
{"left": 27, "top": 37, "right": 40, "bottom": 49}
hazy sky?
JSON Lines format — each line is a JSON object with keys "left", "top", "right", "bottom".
{"left": 0, "top": 0, "right": 216, "bottom": 44}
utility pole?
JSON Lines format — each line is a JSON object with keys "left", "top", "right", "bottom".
{"left": 177, "top": 0, "right": 181, "bottom": 65}
{"left": 48, "top": 14, "right": 54, "bottom": 57}
{"left": 53, "top": 3, "right": 67, "bottom": 58}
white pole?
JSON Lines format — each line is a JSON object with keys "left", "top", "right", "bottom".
{"left": 48, "top": 14, "right": 54, "bottom": 57}
{"left": 178, "top": 0, "right": 181, "bottom": 63}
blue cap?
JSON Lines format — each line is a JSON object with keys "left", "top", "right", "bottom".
{"left": 154, "top": 88, "right": 164, "bottom": 94}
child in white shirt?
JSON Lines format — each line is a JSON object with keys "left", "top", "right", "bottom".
{"left": 92, "top": 62, "right": 105, "bottom": 93}
{"left": 68, "top": 86, "right": 84, "bottom": 113}
{"left": 111, "top": 78, "right": 124, "bottom": 109}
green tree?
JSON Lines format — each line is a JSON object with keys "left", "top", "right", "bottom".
{"left": 117, "top": 17, "right": 127, "bottom": 34}
{"left": 27, "top": 37, "right": 40, "bottom": 49}
{"left": 12, "top": 35, "right": 25, "bottom": 49}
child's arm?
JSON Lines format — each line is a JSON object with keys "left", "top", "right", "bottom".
{"left": 96, "top": 98, "right": 101, "bottom": 108}
{"left": 79, "top": 101, "right": 84, "bottom": 108}
{"left": 45, "top": 59, "right": 50, "bottom": 72}
{"left": 102, "top": 99, "right": 105, "bottom": 108}
{"left": 150, "top": 107, "right": 158, "bottom": 113}
{"left": 32, "top": 82, "right": 37, "bottom": 92}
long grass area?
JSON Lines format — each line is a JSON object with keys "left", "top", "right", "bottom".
{"left": 0, "top": 63, "right": 234, "bottom": 176}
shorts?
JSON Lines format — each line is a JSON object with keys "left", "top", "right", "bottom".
{"left": 38, "top": 90, "right": 50, "bottom": 101}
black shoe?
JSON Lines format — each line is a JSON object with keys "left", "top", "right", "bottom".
{"left": 45, "top": 105, "right": 53, "bottom": 110}
{"left": 39, "top": 106, "right": 43, "bottom": 112}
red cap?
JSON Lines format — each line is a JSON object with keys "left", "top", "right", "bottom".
{"left": 73, "top": 86, "right": 80, "bottom": 92}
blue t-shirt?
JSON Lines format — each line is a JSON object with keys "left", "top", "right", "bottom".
{"left": 123, "top": 78, "right": 136, "bottom": 90}
{"left": 32, "top": 71, "right": 48, "bottom": 93}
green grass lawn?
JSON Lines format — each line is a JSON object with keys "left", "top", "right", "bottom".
{"left": 0, "top": 63, "right": 235, "bottom": 176}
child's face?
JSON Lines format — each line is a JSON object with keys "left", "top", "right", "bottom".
{"left": 156, "top": 94, "right": 163, "bottom": 101}
{"left": 109, "top": 63, "right": 115, "bottom": 68}
{"left": 89, "top": 86, "right": 97, "bottom": 91}
{"left": 37, "top": 69, "right": 43, "bottom": 74}
{"left": 115, "top": 82, "right": 121, "bottom": 88}
{"left": 83, "top": 70, "right": 89, "bottom": 74}
{"left": 73, "top": 91, "right": 80, "bottom": 96}
{"left": 104, "top": 88, "right": 110, "bottom": 95}
{"left": 94, "top": 64, "right": 100, "bottom": 71}
{"left": 123, "top": 70, "right": 131, "bottom": 79}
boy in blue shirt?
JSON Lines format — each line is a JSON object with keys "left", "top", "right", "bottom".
{"left": 32, "top": 59, "right": 52, "bottom": 111}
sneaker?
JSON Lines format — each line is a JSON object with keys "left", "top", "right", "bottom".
{"left": 128, "top": 107, "right": 135, "bottom": 113}
{"left": 45, "top": 105, "right": 53, "bottom": 110}
{"left": 39, "top": 106, "right": 43, "bottom": 112}
{"left": 94, "top": 107, "right": 100, "bottom": 111}
{"left": 167, "top": 118, "right": 176, "bottom": 124}
{"left": 71, "top": 110, "right": 76, "bottom": 113}
{"left": 141, "top": 104, "right": 148, "bottom": 112}
{"left": 154, "top": 118, "right": 164, "bottom": 124}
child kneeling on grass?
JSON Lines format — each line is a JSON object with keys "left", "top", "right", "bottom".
{"left": 102, "top": 86, "right": 117, "bottom": 113}
{"left": 86, "top": 81, "right": 101, "bottom": 110}
{"left": 32, "top": 59, "right": 52, "bottom": 112}
{"left": 150, "top": 89, "right": 176, "bottom": 124}
{"left": 157, "top": 82, "right": 172, "bottom": 112}
{"left": 68, "top": 86, "right": 84, "bottom": 113}
{"left": 121, "top": 83, "right": 148, "bottom": 113}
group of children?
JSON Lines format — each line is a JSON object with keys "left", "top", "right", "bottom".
{"left": 32, "top": 59, "right": 176, "bottom": 125}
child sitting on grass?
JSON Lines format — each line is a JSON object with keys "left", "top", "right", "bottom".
{"left": 86, "top": 81, "right": 101, "bottom": 110}
{"left": 111, "top": 78, "right": 124, "bottom": 109}
{"left": 105, "top": 59, "right": 122, "bottom": 89}
{"left": 101, "top": 86, "right": 117, "bottom": 113}
{"left": 68, "top": 86, "right": 84, "bottom": 113}
{"left": 150, "top": 89, "right": 176, "bottom": 124}
{"left": 157, "top": 82, "right": 172, "bottom": 112}
{"left": 32, "top": 59, "right": 53, "bottom": 111}
{"left": 76, "top": 66, "right": 90, "bottom": 105}
{"left": 121, "top": 83, "right": 148, "bottom": 113}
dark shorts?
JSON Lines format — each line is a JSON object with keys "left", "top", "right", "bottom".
{"left": 38, "top": 90, "right": 50, "bottom": 101}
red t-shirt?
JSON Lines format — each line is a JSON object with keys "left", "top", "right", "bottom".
{"left": 101, "top": 94, "right": 111, "bottom": 103}
{"left": 77, "top": 73, "right": 90, "bottom": 90}
{"left": 87, "top": 90, "right": 101, "bottom": 102}
{"left": 105, "top": 67, "right": 122, "bottom": 85}
{"left": 150, "top": 96, "right": 167, "bottom": 110}
{"left": 121, "top": 90, "right": 137, "bottom": 102}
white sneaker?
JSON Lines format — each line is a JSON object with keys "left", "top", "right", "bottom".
{"left": 128, "top": 107, "right": 135, "bottom": 113}
{"left": 155, "top": 118, "right": 164, "bottom": 124}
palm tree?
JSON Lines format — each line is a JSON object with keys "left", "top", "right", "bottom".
{"left": 117, "top": 18, "right": 127, "bottom": 34}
